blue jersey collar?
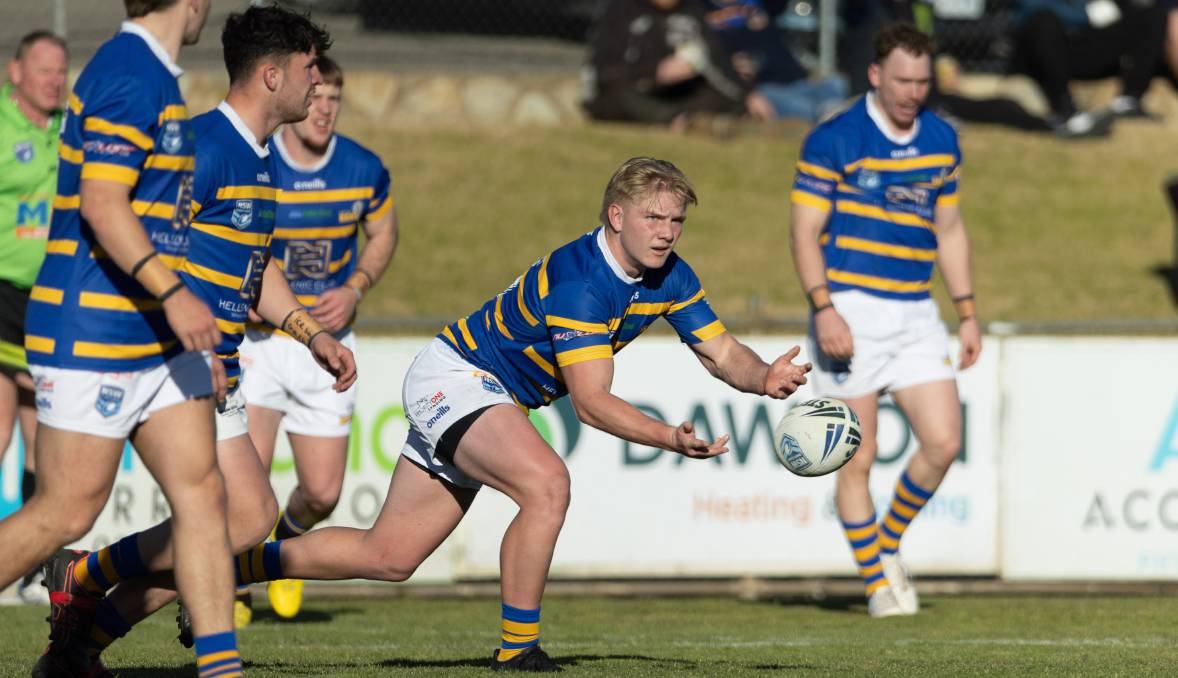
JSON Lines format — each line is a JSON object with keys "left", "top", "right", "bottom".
{"left": 119, "top": 22, "right": 183, "bottom": 78}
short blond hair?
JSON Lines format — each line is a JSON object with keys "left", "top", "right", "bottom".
{"left": 599, "top": 157, "right": 697, "bottom": 224}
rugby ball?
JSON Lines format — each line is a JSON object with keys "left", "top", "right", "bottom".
{"left": 773, "top": 397, "right": 862, "bottom": 477}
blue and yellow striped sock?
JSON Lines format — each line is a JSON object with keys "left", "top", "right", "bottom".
{"left": 878, "top": 470, "right": 934, "bottom": 555}
{"left": 842, "top": 515, "right": 886, "bottom": 596}
{"left": 85, "top": 598, "right": 132, "bottom": 658}
{"left": 73, "top": 534, "right": 148, "bottom": 595}
{"left": 272, "top": 510, "right": 308, "bottom": 541}
{"left": 497, "top": 604, "right": 540, "bottom": 662}
{"left": 233, "top": 542, "right": 283, "bottom": 586}
{"left": 194, "top": 631, "right": 243, "bottom": 678}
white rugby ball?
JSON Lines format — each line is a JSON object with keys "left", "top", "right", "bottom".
{"left": 773, "top": 397, "right": 862, "bottom": 477}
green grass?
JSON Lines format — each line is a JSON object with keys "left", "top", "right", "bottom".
{"left": 4, "top": 594, "right": 1178, "bottom": 676}
{"left": 342, "top": 117, "right": 1178, "bottom": 330}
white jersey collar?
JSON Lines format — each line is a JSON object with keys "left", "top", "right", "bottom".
{"left": 273, "top": 129, "right": 336, "bottom": 173}
{"left": 866, "top": 92, "right": 919, "bottom": 145}
{"left": 596, "top": 227, "right": 643, "bottom": 285}
{"left": 216, "top": 101, "right": 269, "bottom": 159}
{"left": 120, "top": 22, "right": 182, "bottom": 78}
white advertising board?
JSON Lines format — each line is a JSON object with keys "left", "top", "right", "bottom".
{"left": 1001, "top": 338, "right": 1178, "bottom": 580}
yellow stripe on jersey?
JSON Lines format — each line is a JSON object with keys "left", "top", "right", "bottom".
{"left": 796, "top": 160, "right": 842, "bottom": 182}
{"left": 669, "top": 289, "right": 706, "bottom": 313}
{"left": 296, "top": 295, "right": 318, "bottom": 306}
{"left": 190, "top": 199, "right": 202, "bottom": 215}
{"left": 68, "top": 93, "right": 82, "bottom": 115}
{"left": 827, "top": 268, "right": 932, "bottom": 293}
{"left": 216, "top": 318, "right": 245, "bottom": 335}
{"left": 216, "top": 185, "right": 277, "bottom": 201}
{"left": 545, "top": 316, "right": 607, "bottom": 333}
{"left": 555, "top": 344, "right": 613, "bottom": 367}
{"left": 157, "top": 105, "right": 189, "bottom": 124}
{"left": 367, "top": 195, "right": 393, "bottom": 221}
{"left": 523, "top": 345, "right": 556, "bottom": 377}
{"left": 537, "top": 256, "right": 550, "bottom": 299}
{"left": 277, "top": 187, "right": 374, "bottom": 204}
{"left": 83, "top": 117, "right": 153, "bottom": 151}
{"left": 692, "top": 319, "right": 726, "bottom": 342}
{"left": 59, "top": 143, "right": 83, "bottom": 164}
{"left": 30, "top": 286, "right": 64, "bottom": 305}
{"left": 131, "top": 200, "right": 176, "bottom": 220}
{"left": 25, "top": 335, "right": 55, "bottom": 353}
{"left": 627, "top": 301, "right": 671, "bottom": 316}
{"left": 936, "top": 193, "right": 960, "bottom": 207}
{"left": 494, "top": 295, "right": 513, "bottom": 339}
{"left": 53, "top": 194, "right": 80, "bottom": 210}
{"left": 81, "top": 162, "right": 139, "bottom": 186}
{"left": 791, "top": 190, "right": 831, "bottom": 213}
{"left": 844, "top": 154, "right": 956, "bottom": 174}
{"left": 440, "top": 325, "right": 459, "bottom": 348}
{"left": 79, "top": 292, "right": 161, "bottom": 312}
{"left": 833, "top": 235, "right": 937, "bottom": 262}
{"left": 72, "top": 340, "right": 176, "bottom": 359}
{"left": 179, "top": 261, "right": 243, "bottom": 289}
{"left": 190, "top": 221, "right": 272, "bottom": 247}
{"left": 328, "top": 249, "right": 353, "bottom": 273}
{"left": 835, "top": 183, "right": 865, "bottom": 195}
{"left": 456, "top": 318, "right": 478, "bottom": 350}
{"left": 272, "top": 224, "right": 356, "bottom": 240}
{"left": 45, "top": 240, "right": 77, "bottom": 256}
{"left": 516, "top": 278, "right": 538, "bottom": 326}
{"left": 144, "top": 154, "right": 195, "bottom": 171}
{"left": 835, "top": 200, "right": 934, "bottom": 230}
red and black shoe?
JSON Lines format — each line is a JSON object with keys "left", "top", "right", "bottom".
{"left": 31, "top": 549, "right": 104, "bottom": 678}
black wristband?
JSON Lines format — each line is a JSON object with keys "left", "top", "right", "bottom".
{"left": 307, "top": 330, "right": 326, "bottom": 347}
{"left": 158, "top": 281, "right": 185, "bottom": 302}
{"left": 130, "top": 251, "right": 158, "bottom": 277}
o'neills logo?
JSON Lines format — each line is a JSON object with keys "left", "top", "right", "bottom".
{"left": 293, "top": 178, "right": 327, "bottom": 190}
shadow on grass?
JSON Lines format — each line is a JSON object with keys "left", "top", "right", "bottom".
{"left": 1150, "top": 264, "right": 1178, "bottom": 307}
{"left": 379, "top": 653, "right": 699, "bottom": 671}
{"left": 248, "top": 605, "right": 362, "bottom": 625}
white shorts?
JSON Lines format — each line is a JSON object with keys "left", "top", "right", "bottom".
{"left": 216, "top": 386, "right": 249, "bottom": 442}
{"left": 399, "top": 338, "right": 515, "bottom": 490}
{"left": 240, "top": 329, "right": 357, "bottom": 437}
{"left": 30, "top": 351, "right": 213, "bottom": 439}
{"left": 809, "top": 290, "right": 955, "bottom": 399}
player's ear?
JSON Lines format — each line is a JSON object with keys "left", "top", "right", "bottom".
{"left": 6, "top": 60, "right": 19, "bottom": 87}
{"left": 262, "top": 63, "right": 280, "bottom": 93}
{"left": 606, "top": 202, "right": 624, "bottom": 232}
{"left": 867, "top": 61, "right": 881, "bottom": 90}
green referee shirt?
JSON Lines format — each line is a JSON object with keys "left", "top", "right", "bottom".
{"left": 0, "top": 82, "right": 63, "bottom": 290}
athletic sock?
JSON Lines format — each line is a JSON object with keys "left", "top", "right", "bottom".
{"left": 72, "top": 534, "right": 148, "bottom": 595}
{"left": 194, "top": 630, "right": 243, "bottom": 678}
{"left": 497, "top": 604, "right": 540, "bottom": 662}
{"left": 878, "top": 470, "right": 935, "bottom": 555}
{"left": 841, "top": 514, "right": 886, "bottom": 596}
{"left": 86, "top": 598, "right": 132, "bottom": 658}
{"left": 272, "top": 510, "right": 308, "bottom": 541}
{"left": 234, "top": 542, "right": 283, "bottom": 586}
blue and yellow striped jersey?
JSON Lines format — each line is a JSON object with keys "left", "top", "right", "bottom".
{"left": 179, "top": 103, "right": 276, "bottom": 389}
{"left": 267, "top": 132, "right": 391, "bottom": 317}
{"left": 791, "top": 94, "right": 961, "bottom": 300}
{"left": 439, "top": 227, "right": 725, "bottom": 410}
{"left": 25, "top": 23, "right": 196, "bottom": 371}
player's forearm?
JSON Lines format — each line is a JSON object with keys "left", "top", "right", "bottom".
{"left": 80, "top": 182, "right": 161, "bottom": 274}
{"left": 936, "top": 220, "right": 974, "bottom": 299}
{"left": 713, "top": 340, "right": 770, "bottom": 396}
{"left": 355, "top": 211, "right": 398, "bottom": 286}
{"left": 572, "top": 390, "right": 679, "bottom": 452}
{"left": 254, "top": 258, "right": 303, "bottom": 326}
{"left": 789, "top": 205, "right": 830, "bottom": 295}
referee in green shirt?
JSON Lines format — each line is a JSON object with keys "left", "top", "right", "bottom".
{"left": 0, "top": 30, "right": 67, "bottom": 602}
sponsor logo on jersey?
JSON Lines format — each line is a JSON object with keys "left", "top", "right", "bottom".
{"left": 161, "top": 121, "right": 183, "bottom": 154}
{"left": 552, "top": 329, "right": 601, "bottom": 342}
{"left": 891, "top": 146, "right": 920, "bottom": 158}
{"left": 481, "top": 376, "right": 505, "bottom": 394}
{"left": 13, "top": 140, "right": 34, "bottom": 163}
{"left": 231, "top": 199, "right": 254, "bottom": 229}
{"left": 410, "top": 390, "right": 447, "bottom": 417}
{"left": 293, "top": 178, "right": 327, "bottom": 191}
{"left": 425, "top": 404, "right": 451, "bottom": 429}
{"left": 857, "top": 169, "right": 880, "bottom": 189}
{"left": 95, "top": 385, "right": 125, "bottom": 418}
{"left": 83, "top": 140, "right": 136, "bottom": 157}
{"left": 257, "top": 171, "right": 271, "bottom": 183}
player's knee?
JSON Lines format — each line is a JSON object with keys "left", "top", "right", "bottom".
{"left": 921, "top": 431, "right": 961, "bottom": 470}
{"left": 230, "top": 494, "right": 278, "bottom": 551}
{"left": 302, "top": 486, "right": 341, "bottom": 520}
{"left": 521, "top": 469, "right": 571, "bottom": 520}
{"left": 367, "top": 545, "right": 416, "bottom": 582}
{"left": 38, "top": 501, "right": 100, "bottom": 545}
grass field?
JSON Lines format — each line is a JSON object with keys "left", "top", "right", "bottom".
{"left": 339, "top": 117, "right": 1178, "bottom": 329}
{"left": 3, "top": 594, "right": 1177, "bottom": 676}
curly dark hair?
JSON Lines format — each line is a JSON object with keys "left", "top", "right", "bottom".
{"left": 873, "top": 22, "right": 935, "bottom": 63}
{"left": 221, "top": 4, "right": 332, "bottom": 85}
{"left": 125, "top": 0, "right": 179, "bottom": 19}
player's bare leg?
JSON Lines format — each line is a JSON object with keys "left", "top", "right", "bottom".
{"left": 834, "top": 394, "right": 880, "bottom": 525}
{"left": 892, "top": 379, "right": 963, "bottom": 490}
{"left": 0, "top": 426, "right": 122, "bottom": 588}
{"left": 131, "top": 398, "right": 234, "bottom": 637}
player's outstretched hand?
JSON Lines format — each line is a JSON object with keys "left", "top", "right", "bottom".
{"left": 309, "top": 333, "right": 358, "bottom": 392}
{"left": 814, "top": 306, "right": 853, "bottom": 360}
{"left": 958, "top": 316, "right": 982, "bottom": 370}
{"left": 671, "top": 421, "right": 729, "bottom": 459}
{"left": 764, "top": 345, "right": 811, "bottom": 399}
{"left": 310, "top": 287, "right": 358, "bottom": 334}
{"left": 163, "top": 287, "right": 222, "bottom": 353}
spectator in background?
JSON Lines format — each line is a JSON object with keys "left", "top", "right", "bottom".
{"left": 704, "top": 0, "right": 847, "bottom": 122}
{"left": 1014, "top": 0, "right": 1165, "bottom": 137}
{"left": 0, "top": 30, "right": 66, "bottom": 604}
{"left": 583, "top": 0, "right": 774, "bottom": 130}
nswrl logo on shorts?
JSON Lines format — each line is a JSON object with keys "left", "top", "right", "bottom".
{"left": 95, "top": 385, "right": 125, "bottom": 418}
